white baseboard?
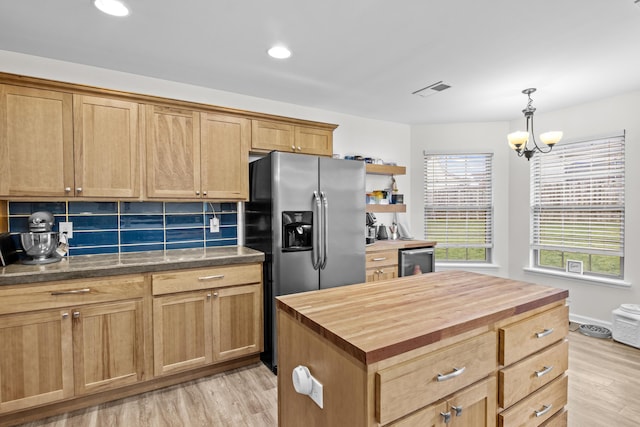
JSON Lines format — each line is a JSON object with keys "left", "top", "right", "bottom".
{"left": 569, "top": 313, "right": 612, "bottom": 329}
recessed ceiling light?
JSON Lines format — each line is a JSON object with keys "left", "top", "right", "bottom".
{"left": 94, "top": 0, "right": 129, "bottom": 17}
{"left": 267, "top": 46, "right": 292, "bottom": 59}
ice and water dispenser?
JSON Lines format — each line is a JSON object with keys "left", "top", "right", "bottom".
{"left": 282, "top": 211, "right": 313, "bottom": 252}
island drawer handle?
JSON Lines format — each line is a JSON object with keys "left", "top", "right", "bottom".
{"left": 372, "top": 257, "right": 387, "bottom": 261}
{"left": 198, "top": 274, "right": 225, "bottom": 281}
{"left": 534, "top": 404, "right": 553, "bottom": 417}
{"left": 535, "top": 328, "right": 554, "bottom": 338}
{"left": 51, "top": 288, "right": 91, "bottom": 296}
{"left": 535, "top": 365, "right": 554, "bottom": 377}
{"left": 436, "top": 366, "right": 466, "bottom": 382}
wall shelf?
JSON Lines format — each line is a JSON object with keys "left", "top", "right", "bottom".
{"left": 365, "top": 164, "right": 406, "bottom": 176}
{"left": 366, "top": 204, "right": 406, "bottom": 213}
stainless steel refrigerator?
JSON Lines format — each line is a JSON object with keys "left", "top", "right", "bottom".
{"left": 245, "top": 151, "right": 366, "bottom": 372}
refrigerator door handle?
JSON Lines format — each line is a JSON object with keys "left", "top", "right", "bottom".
{"left": 320, "top": 191, "right": 329, "bottom": 269}
{"left": 312, "top": 191, "right": 322, "bottom": 270}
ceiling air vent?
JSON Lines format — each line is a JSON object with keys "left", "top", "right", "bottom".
{"left": 412, "top": 81, "right": 451, "bottom": 98}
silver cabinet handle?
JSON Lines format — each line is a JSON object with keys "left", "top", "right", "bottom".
{"left": 297, "top": 146, "right": 302, "bottom": 151}
{"left": 62, "top": 312, "right": 69, "bottom": 319}
{"left": 196, "top": 190, "right": 200, "bottom": 196}
{"left": 291, "top": 145, "right": 296, "bottom": 151}
{"left": 535, "top": 365, "right": 554, "bottom": 377}
{"left": 72, "top": 311, "right": 80, "bottom": 319}
{"left": 536, "top": 328, "right": 554, "bottom": 338}
{"left": 534, "top": 404, "right": 553, "bottom": 417}
{"left": 198, "top": 274, "right": 225, "bottom": 281}
{"left": 213, "top": 292, "right": 218, "bottom": 297}
{"left": 65, "top": 187, "right": 71, "bottom": 193}
{"left": 440, "top": 412, "right": 451, "bottom": 423}
{"left": 451, "top": 405, "right": 463, "bottom": 416}
{"left": 51, "top": 288, "right": 91, "bottom": 296}
{"left": 76, "top": 187, "right": 83, "bottom": 193}
{"left": 203, "top": 191, "right": 207, "bottom": 196}
{"left": 372, "top": 257, "right": 387, "bottom": 261}
{"left": 437, "top": 367, "right": 466, "bottom": 382}
{"left": 206, "top": 293, "right": 212, "bottom": 299}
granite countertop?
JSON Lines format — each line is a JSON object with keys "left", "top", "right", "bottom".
{"left": 0, "top": 246, "right": 265, "bottom": 286}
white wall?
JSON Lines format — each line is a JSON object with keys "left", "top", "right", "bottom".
{"left": 0, "top": 50, "right": 412, "bottom": 226}
{"left": 507, "top": 92, "right": 639, "bottom": 327}
{"left": 409, "top": 122, "right": 510, "bottom": 278}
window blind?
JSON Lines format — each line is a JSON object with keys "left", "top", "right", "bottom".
{"left": 424, "top": 153, "right": 493, "bottom": 251}
{"left": 530, "top": 133, "right": 625, "bottom": 256}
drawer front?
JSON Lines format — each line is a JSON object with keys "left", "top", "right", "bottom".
{"left": 376, "top": 331, "right": 496, "bottom": 425}
{"left": 366, "top": 250, "right": 398, "bottom": 268}
{"left": 0, "top": 275, "right": 146, "bottom": 315}
{"left": 152, "top": 263, "right": 261, "bottom": 295}
{"left": 499, "top": 375, "right": 567, "bottom": 427}
{"left": 500, "top": 305, "right": 569, "bottom": 366}
{"left": 541, "top": 409, "right": 567, "bottom": 427}
{"left": 500, "top": 340, "right": 568, "bottom": 408}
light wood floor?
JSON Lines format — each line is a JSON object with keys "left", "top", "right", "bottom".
{"left": 15, "top": 329, "right": 640, "bottom": 427}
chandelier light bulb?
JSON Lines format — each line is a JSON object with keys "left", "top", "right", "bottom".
{"left": 540, "top": 131, "right": 563, "bottom": 146}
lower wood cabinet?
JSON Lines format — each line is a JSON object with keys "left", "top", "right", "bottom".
{"left": 152, "top": 264, "right": 263, "bottom": 376}
{"left": 0, "top": 262, "right": 263, "bottom": 424}
{"left": 366, "top": 249, "right": 398, "bottom": 282}
{"left": 0, "top": 275, "right": 147, "bottom": 414}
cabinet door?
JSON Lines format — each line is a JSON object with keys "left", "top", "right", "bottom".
{"left": 153, "top": 291, "right": 212, "bottom": 376}
{"left": 448, "top": 377, "right": 496, "bottom": 427}
{"left": 212, "top": 283, "right": 262, "bottom": 361}
{"left": 294, "top": 126, "right": 333, "bottom": 156}
{"left": 201, "top": 113, "right": 249, "bottom": 200}
{"left": 72, "top": 300, "right": 144, "bottom": 395}
{"left": 146, "top": 105, "right": 201, "bottom": 199}
{"left": 73, "top": 95, "right": 140, "bottom": 198}
{"left": 0, "top": 309, "right": 73, "bottom": 413}
{"left": 0, "top": 85, "right": 74, "bottom": 197}
{"left": 250, "top": 119, "right": 294, "bottom": 153}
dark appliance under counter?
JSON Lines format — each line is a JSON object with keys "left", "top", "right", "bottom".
{"left": 398, "top": 246, "right": 435, "bottom": 276}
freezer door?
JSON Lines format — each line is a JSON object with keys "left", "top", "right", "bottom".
{"left": 272, "top": 152, "right": 321, "bottom": 296}
{"left": 318, "top": 157, "right": 366, "bottom": 288}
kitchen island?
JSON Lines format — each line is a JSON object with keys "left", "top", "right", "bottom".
{"left": 277, "top": 271, "right": 569, "bottom": 426}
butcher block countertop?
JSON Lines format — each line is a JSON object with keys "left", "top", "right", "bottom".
{"left": 276, "top": 270, "right": 568, "bottom": 365}
{"left": 365, "top": 239, "right": 435, "bottom": 252}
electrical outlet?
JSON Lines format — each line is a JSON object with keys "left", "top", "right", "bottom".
{"left": 59, "top": 221, "right": 73, "bottom": 239}
{"left": 209, "top": 217, "right": 220, "bottom": 233}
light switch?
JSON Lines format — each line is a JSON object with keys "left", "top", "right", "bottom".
{"left": 60, "top": 221, "right": 73, "bottom": 239}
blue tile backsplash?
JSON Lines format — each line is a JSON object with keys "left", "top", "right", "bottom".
{"left": 7, "top": 201, "right": 239, "bottom": 256}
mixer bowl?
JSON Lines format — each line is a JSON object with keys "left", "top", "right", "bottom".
{"left": 20, "top": 232, "right": 60, "bottom": 264}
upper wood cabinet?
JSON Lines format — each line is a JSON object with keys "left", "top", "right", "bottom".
{"left": 200, "top": 113, "right": 249, "bottom": 200}
{"left": 145, "top": 105, "right": 201, "bottom": 199}
{"left": 73, "top": 95, "right": 141, "bottom": 198}
{"left": 251, "top": 119, "right": 334, "bottom": 156}
{"left": 0, "top": 85, "right": 74, "bottom": 197}
{"left": 146, "top": 107, "right": 248, "bottom": 200}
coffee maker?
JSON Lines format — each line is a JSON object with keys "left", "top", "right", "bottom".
{"left": 366, "top": 213, "right": 377, "bottom": 244}
{"left": 20, "top": 211, "right": 61, "bottom": 265}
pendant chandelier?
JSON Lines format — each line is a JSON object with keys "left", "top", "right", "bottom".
{"left": 507, "top": 88, "right": 562, "bottom": 160}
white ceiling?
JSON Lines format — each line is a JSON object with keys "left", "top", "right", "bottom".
{"left": 2, "top": 0, "right": 640, "bottom": 124}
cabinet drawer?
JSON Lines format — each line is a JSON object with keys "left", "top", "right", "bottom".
{"left": 540, "top": 409, "right": 567, "bottom": 427}
{"left": 500, "top": 305, "right": 568, "bottom": 366}
{"left": 0, "top": 275, "right": 146, "bottom": 315}
{"left": 376, "top": 331, "right": 496, "bottom": 425}
{"left": 500, "top": 340, "right": 568, "bottom": 408}
{"left": 152, "top": 264, "right": 261, "bottom": 295}
{"left": 498, "top": 375, "right": 567, "bottom": 427}
{"left": 366, "top": 250, "right": 398, "bottom": 268}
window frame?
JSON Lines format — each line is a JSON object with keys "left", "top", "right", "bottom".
{"left": 423, "top": 152, "right": 494, "bottom": 264}
{"left": 529, "top": 131, "right": 625, "bottom": 280}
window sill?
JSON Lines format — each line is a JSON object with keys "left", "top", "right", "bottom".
{"left": 523, "top": 267, "right": 631, "bottom": 288}
{"left": 436, "top": 263, "right": 501, "bottom": 270}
